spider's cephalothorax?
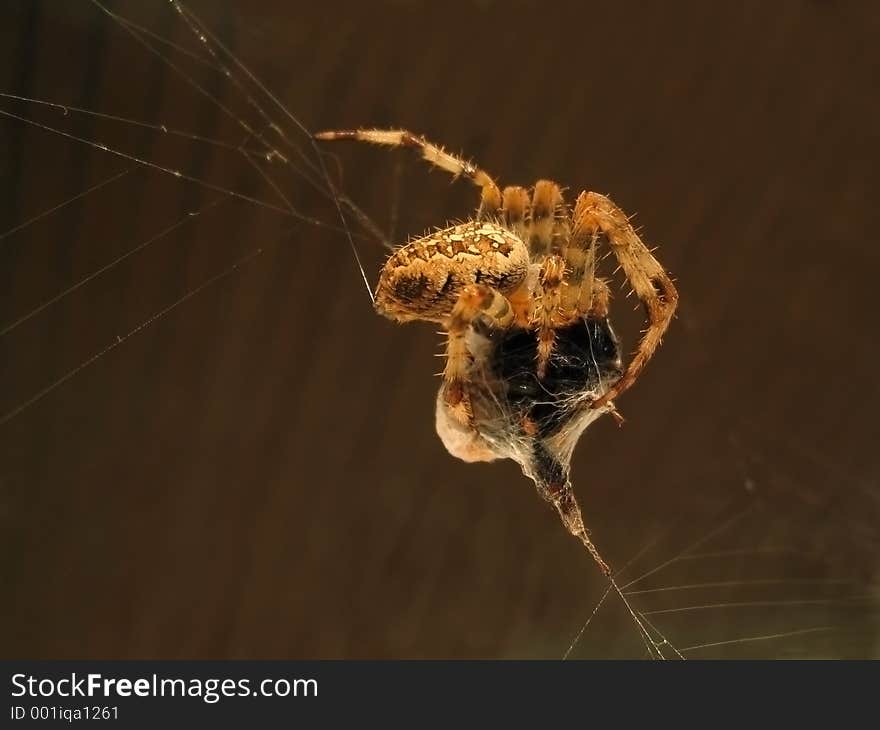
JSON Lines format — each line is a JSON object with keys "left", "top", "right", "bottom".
{"left": 316, "top": 129, "right": 678, "bottom": 575}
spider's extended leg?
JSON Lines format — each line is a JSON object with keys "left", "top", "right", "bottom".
{"left": 314, "top": 128, "right": 502, "bottom": 218}
{"left": 572, "top": 192, "right": 678, "bottom": 409}
{"left": 442, "top": 283, "right": 515, "bottom": 424}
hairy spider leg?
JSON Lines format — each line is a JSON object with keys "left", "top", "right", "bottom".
{"left": 533, "top": 254, "right": 568, "bottom": 379}
{"left": 501, "top": 185, "right": 530, "bottom": 241}
{"left": 571, "top": 192, "right": 678, "bottom": 409}
{"left": 528, "top": 179, "right": 570, "bottom": 259}
{"left": 314, "top": 128, "right": 503, "bottom": 219}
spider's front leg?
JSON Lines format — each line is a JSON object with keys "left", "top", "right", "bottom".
{"left": 314, "top": 128, "right": 502, "bottom": 218}
{"left": 571, "top": 192, "right": 679, "bottom": 409}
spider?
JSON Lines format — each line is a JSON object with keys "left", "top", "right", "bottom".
{"left": 316, "top": 129, "right": 678, "bottom": 575}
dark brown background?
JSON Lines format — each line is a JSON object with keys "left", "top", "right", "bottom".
{"left": 1, "top": 1, "right": 877, "bottom": 658}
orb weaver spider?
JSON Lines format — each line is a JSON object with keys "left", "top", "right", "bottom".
{"left": 316, "top": 128, "right": 678, "bottom": 575}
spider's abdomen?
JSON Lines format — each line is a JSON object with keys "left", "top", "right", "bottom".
{"left": 374, "top": 221, "right": 527, "bottom": 323}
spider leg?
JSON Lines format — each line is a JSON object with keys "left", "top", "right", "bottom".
{"left": 571, "top": 191, "right": 679, "bottom": 409}
{"left": 532, "top": 256, "right": 611, "bottom": 380}
{"left": 441, "top": 283, "right": 514, "bottom": 425}
{"left": 527, "top": 181, "right": 574, "bottom": 378}
{"left": 501, "top": 185, "right": 530, "bottom": 240}
{"left": 558, "top": 207, "right": 600, "bottom": 320}
{"left": 499, "top": 186, "right": 534, "bottom": 326}
{"left": 314, "top": 128, "right": 502, "bottom": 218}
{"left": 584, "top": 276, "right": 611, "bottom": 318}
{"left": 533, "top": 254, "right": 567, "bottom": 379}
{"left": 529, "top": 180, "right": 570, "bottom": 259}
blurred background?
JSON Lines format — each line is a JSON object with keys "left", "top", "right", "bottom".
{"left": 1, "top": 0, "right": 877, "bottom": 658}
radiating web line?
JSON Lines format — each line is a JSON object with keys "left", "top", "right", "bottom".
{"left": 563, "top": 583, "right": 612, "bottom": 660}
{"left": 624, "top": 578, "right": 851, "bottom": 597}
{"left": 681, "top": 626, "right": 835, "bottom": 653}
{"left": 0, "top": 168, "right": 130, "bottom": 243}
{"left": 0, "top": 246, "right": 264, "bottom": 427}
{"left": 169, "top": 0, "right": 376, "bottom": 302}
{"left": 1, "top": 198, "right": 228, "bottom": 338}
{"left": 641, "top": 597, "right": 868, "bottom": 617}
{"left": 619, "top": 503, "right": 755, "bottom": 592}
{"left": 0, "top": 106, "right": 339, "bottom": 228}
{"left": 0, "top": 93, "right": 273, "bottom": 159}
